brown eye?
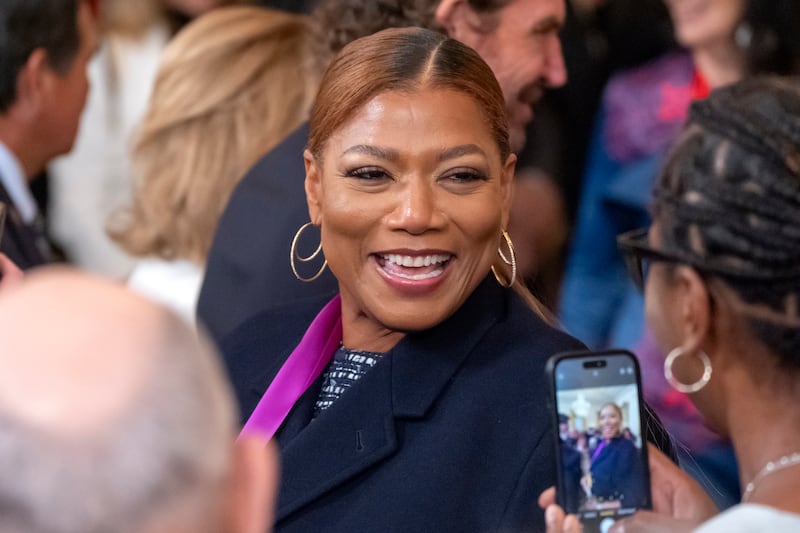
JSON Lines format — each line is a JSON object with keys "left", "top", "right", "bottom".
{"left": 347, "top": 167, "right": 390, "bottom": 181}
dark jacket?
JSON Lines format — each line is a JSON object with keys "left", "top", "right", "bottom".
{"left": 590, "top": 436, "right": 647, "bottom": 508}
{"left": 0, "top": 182, "right": 47, "bottom": 269}
{"left": 222, "top": 278, "right": 672, "bottom": 532}
{"left": 197, "top": 123, "right": 338, "bottom": 344}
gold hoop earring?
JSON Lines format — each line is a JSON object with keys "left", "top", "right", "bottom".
{"left": 290, "top": 222, "right": 328, "bottom": 282}
{"left": 663, "top": 347, "right": 712, "bottom": 394}
{"left": 491, "top": 230, "right": 517, "bottom": 288}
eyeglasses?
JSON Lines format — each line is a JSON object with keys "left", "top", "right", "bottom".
{"left": 616, "top": 228, "right": 687, "bottom": 291}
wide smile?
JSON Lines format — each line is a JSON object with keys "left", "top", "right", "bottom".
{"left": 373, "top": 252, "right": 453, "bottom": 292}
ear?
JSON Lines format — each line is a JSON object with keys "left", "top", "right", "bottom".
{"left": 674, "top": 266, "right": 712, "bottom": 356}
{"left": 225, "top": 437, "right": 280, "bottom": 533}
{"left": 304, "top": 149, "right": 323, "bottom": 225}
{"left": 11, "top": 48, "right": 50, "bottom": 121}
{"left": 434, "top": 0, "right": 486, "bottom": 42}
{"left": 499, "top": 153, "right": 517, "bottom": 230}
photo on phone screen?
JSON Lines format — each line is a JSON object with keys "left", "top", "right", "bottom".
{"left": 547, "top": 350, "right": 651, "bottom": 533}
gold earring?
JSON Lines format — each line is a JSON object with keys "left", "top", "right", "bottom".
{"left": 290, "top": 222, "right": 328, "bottom": 282}
{"left": 491, "top": 230, "right": 517, "bottom": 288}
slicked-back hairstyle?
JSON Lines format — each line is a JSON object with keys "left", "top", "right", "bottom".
{"left": 307, "top": 26, "right": 510, "bottom": 165}
{"left": 109, "top": 7, "right": 317, "bottom": 264}
{"left": 0, "top": 0, "right": 83, "bottom": 113}
{"left": 652, "top": 76, "right": 800, "bottom": 366}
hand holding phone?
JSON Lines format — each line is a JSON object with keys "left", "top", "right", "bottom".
{"left": 547, "top": 350, "right": 652, "bottom": 533}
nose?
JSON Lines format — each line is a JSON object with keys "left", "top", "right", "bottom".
{"left": 387, "top": 179, "right": 445, "bottom": 234}
{"left": 543, "top": 34, "right": 567, "bottom": 88}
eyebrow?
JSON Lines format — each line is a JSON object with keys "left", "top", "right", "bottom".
{"left": 438, "top": 144, "right": 486, "bottom": 161}
{"left": 341, "top": 145, "right": 400, "bottom": 162}
{"left": 341, "top": 144, "right": 486, "bottom": 162}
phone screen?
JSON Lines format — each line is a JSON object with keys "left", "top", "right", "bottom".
{"left": 549, "top": 350, "right": 651, "bottom": 533}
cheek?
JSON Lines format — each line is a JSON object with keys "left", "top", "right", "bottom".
{"left": 644, "top": 276, "right": 679, "bottom": 353}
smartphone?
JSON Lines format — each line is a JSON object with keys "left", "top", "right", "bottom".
{"left": 546, "top": 349, "right": 651, "bottom": 533}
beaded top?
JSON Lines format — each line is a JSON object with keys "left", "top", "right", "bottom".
{"left": 313, "top": 346, "right": 386, "bottom": 417}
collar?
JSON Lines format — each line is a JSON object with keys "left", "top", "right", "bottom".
{"left": 0, "top": 141, "right": 37, "bottom": 224}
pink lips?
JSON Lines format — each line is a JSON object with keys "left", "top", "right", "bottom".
{"left": 373, "top": 251, "right": 453, "bottom": 294}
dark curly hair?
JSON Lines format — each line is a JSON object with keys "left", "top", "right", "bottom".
{"left": 653, "top": 76, "right": 800, "bottom": 368}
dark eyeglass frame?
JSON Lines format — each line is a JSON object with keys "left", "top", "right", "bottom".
{"left": 616, "top": 228, "right": 687, "bottom": 291}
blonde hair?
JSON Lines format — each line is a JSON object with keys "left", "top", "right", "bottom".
{"left": 110, "top": 6, "right": 318, "bottom": 263}
{"left": 102, "top": 0, "right": 250, "bottom": 37}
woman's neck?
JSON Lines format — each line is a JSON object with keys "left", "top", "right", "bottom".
{"left": 727, "top": 372, "right": 800, "bottom": 512}
{"left": 692, "top": 40, "right": 746, "bottom": 89}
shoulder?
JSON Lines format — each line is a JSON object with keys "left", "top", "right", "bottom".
{"left": 235, "top": 122, "right": 309, "bottom": 196}
{"left": 499, "top": 291, "right": 585, "bottom": 358}
{"left": 694, "top": 504, "right": 800, "bottom": 533}
{"left": 220, "top": 292, "right": 332, "bottom": 364}
{"left": 466, "top": 289, "right": 585, "bottom": 395}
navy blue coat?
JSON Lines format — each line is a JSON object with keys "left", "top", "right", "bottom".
{"left": 197, "top": 123, "right": 338, "bottom": 344}
{"left": 222, "top": 278, "right": 673, "bottom": 532}
{"left": 590, "top": 436, "right": 647, "bottom": 508}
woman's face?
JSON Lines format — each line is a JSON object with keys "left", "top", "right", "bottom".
{"left": 644, "top": 225, "right": 685, "bottom": 361}
{"left": 305, "top": 88, "right": 515, "bottom": 351}
{"left": 663, "top": 0, "right": 746, "bottom": 51}
{"left": 599, "top": 405, "right": 622, "bottom": 440}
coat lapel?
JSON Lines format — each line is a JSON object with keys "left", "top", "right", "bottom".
{"left": 276, "top": 358, "right": 396, "bottom": 520}
{"left": 274, "top": 277, "right": 506, "bottom": 523}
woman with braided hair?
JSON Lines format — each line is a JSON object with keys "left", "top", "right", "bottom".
{"left": 560, "top": 0, "right": 800, "bottom": 507}
{"left": 542, "top": 76, "right": 800, "bottom": 532}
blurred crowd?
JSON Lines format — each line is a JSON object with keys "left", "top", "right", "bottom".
{"left": 1, "top": 0, "right": 800, "bottom": 531}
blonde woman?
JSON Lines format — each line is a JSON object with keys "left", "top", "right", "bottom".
{"left": 48, "top": 0, "right": 250, "bottom": 277}
{"left": 110, "top": 6, "right": 318, "bottom": 325}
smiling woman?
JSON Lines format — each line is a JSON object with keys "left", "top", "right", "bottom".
{"left": 220, "top": 26, "right": 668, "bottom": 532}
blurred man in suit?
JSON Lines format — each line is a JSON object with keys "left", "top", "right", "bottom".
{"left": 0, "top": 0, "right": 97, "bottom": 269}
{"left": 0, "top": 268, "right": 278, "bottom": 532}
{"left": 198, "top": 0, "right": 568, "bottom": 343}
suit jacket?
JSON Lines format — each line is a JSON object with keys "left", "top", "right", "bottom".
{"left": 197, "top": 122, "right": 338, "bottom": 344}
{"left": 222, "top": 278, "right": 674, "bottom": 532}
{"left": 0, "top": 182, "right": 47, "bottom": 269}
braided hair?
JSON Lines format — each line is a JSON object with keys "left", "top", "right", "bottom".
{"left": 653, "top": 76, "right": 800, "bottom": 367}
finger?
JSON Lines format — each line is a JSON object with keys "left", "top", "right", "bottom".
{"left": 538, "top": 487, "right": 557, "bottom": 509}
{"left": 545, "top": 504, "right": 566, "bottom": 533}
{"left": 563, "top": 513, "right": 583, "bottom": 533}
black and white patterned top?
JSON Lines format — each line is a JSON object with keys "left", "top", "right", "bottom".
{"left": 313, "top": 346, "right": 386, "bottom": 417}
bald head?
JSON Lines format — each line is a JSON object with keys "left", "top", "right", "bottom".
{"left": 0, "top": 268, "right": 238, "bottom": 532}
{"left": 0, "top": 269, "right": 170, "bottom": 435}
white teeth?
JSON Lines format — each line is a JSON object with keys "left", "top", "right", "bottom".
{"left": 391, "top": 266, "right": 445, "bottom": 281}
{"left": 382, "top": 254, "right": 451, "bottom": 267}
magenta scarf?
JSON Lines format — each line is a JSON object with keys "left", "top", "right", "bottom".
{"left": 239, "top": 295, "right": 342, "bottom": 440}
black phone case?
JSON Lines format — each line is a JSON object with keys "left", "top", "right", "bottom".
{"left": 545, "top": 349, "right": 652, "bottom": 521}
